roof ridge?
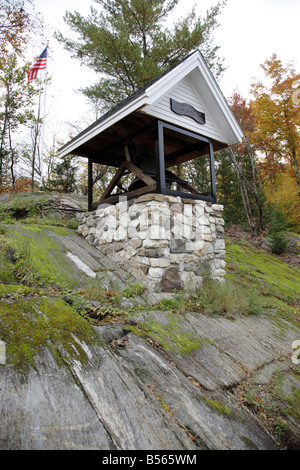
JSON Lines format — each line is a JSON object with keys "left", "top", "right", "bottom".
{"left": 59, "top": 50, "right": 202, "bottom": 152}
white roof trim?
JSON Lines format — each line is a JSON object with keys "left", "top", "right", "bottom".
{"left": 59, "top": 50, "right": 243, "bottom": 158}
{"left": 59, "top": 93, "right": 149, "bottom": 158}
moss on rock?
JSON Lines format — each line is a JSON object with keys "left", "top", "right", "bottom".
{"left": 202, "top": 396, "right": 232, "bottom": 417}
{"left": 225, "top": 238, "right": 300, "bottom": 325}
{"left": 126, "top": 311, "right": 209, "bottom": 356}
{"left": 0, "top": 296, "right": 97, "bottom": 375}
{"left": 6, "top": 225, "right": 79, "bottom": 289}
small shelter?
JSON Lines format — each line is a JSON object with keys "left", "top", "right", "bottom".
{"left": 59, "top": 50, "right": 243, "bottom": 211}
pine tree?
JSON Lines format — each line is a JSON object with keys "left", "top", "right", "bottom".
{"left": 56, "top": 0, "right": 226, "bottom": 111}
{"left": 267, "top": 204, "right": 288, "bottom": 255}
{"left": 50, "top": 157, "right": 77, "bottom": 193}
{"left": 215, "top": 150, "right": 247, "bottom": 226}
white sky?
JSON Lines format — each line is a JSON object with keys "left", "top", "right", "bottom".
{"left": 30, "top": 0, "right": 300, "bottom": 148}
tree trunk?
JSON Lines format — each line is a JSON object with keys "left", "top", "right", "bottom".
{"left": 227, "top": 147, "right": 256, "bottom": 235}
{"left": 0, "top": 100, "right": 9, "bottom": 187}
{"left": 8, "top": 122, "right": 15, "bottom": 189}
{"left": 292, "top": 149, "right": 300, "bottom": 187}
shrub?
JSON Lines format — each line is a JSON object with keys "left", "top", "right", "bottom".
{"left": 0, "top": 195, "right": 47, "bottom": 222}
{"left": 122, "top": 282, "right": 146, "bottom": 298}
{"left": 268, "top": 206, "right": 288, "bottom": 255}
{"left": 270, "top": 232, "right": 288, "bottom": 255}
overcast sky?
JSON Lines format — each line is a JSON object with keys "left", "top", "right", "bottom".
{"left": 30, "top": 0, "right": 300, "bottom": 147}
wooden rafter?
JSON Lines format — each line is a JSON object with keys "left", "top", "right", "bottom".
{"left": 91, "top": 161, "right": 157, "bottom": 210}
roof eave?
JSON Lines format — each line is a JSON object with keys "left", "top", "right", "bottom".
{"left": 59, "top": 92, "right": 150, "bottom": 158}
{"left": 59, "top": 50, "right": 244, "bottom": 158}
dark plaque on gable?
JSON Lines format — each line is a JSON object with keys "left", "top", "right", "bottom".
{"left": 170, "top": 98, "right": 205, "bottom": 125}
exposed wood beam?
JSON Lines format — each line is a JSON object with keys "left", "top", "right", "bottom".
{"left": 94, "top": 160, "right": 157, "bottom": 208}
{"left": 125, "top": 161, "right": 156, "bottom": 186}
{"left": 98, "top": 161, "right": 127, "bottom": 203}
{"left": 91, "top": 184, "right": 157, "bottom": 209}
{"left": 96, "top": 121, "right": 156, "bottom": 162}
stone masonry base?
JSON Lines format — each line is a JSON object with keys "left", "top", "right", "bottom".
{"left": 78, "top": 194, "right": 226, "bottom": 293}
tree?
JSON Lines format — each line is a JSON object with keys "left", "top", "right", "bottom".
{"left": 251, "top": 54, "right": 300, "bottom": 187}
{"left": 0, "top": 0, "right": 43, "bottom": 65}
{"left": 267, "top": 204, "right": 288, "bottom": 255}
{"left": 0, "top": 54, "right": 39, "bottom": 190}
{"left": 215, "top": 149, "right": 247, "bottom": 226}
{"left": 219, "top": 91, "right": 264, "bottom": 234}
{"left": 56, "top": 0, "right": 226, "bottom": 111}
{"left": 50, "top": 157, "right": 77, "bottom": 193}
{"left": 249, "top": 55, "right": 300, "bottom": 233}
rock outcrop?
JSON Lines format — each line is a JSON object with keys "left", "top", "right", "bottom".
{"left": 0, "top": 224, "right": 299, "bottom": 450}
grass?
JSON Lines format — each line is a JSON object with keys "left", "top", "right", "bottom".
{"left": 151, "top": 276, "right": 263, "bottom": 318}
{"left": 0, "top": 193, "right": 79, "bottom": 230}
{"left": 185, "top": 279, "right": 263, "bottom": 316}
{"left": 225, "top": 237, "right": 300, "bottom": 326}
{"left": 0, "top": 194, "right": 48, "bottom": 222}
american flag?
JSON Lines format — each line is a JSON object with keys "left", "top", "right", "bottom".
{"left": 28, "top": 47, "right": 47, "bottom": 83}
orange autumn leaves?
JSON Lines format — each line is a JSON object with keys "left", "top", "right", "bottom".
{"left": 230, "top": 54, "right": 300, "bottom": 232}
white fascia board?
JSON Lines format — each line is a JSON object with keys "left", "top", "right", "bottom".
{"left": 192, "top": 56, "right": 244, "bottom": 143}
{"left": 59, "top": 92, "right": 150, "bottom": 158}
{"left": 145, "top": 54, "right": 200, "bottom": 105}
{"left": 189, "top": 68, "right": 243, "bottom": 146}
{"left": 145, "top": 52, "right": 243, "bottom": 145}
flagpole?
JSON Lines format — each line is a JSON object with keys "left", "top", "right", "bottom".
{"left": 31, "top": 83, "right": 42, "bottom": 191}
{"left": 39, "top": 42, "right": 49, "bottom": 188}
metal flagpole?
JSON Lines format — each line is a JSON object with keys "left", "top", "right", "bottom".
{"left": 31, "top": 83, "right": 42, "bottom": 191}
{"left": 39, "top": 42, "right": 49, "bottom": 188}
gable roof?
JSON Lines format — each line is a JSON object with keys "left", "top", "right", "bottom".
{"left": 59, "top": 50, "right": 244, "bottom": 165}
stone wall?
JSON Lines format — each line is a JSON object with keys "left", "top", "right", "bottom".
{"left": 78, "top": 194, "right": 226, "bottom": 292}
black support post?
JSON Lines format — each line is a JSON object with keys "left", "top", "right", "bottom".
{"left": 209, "top": 141, "right": 217, "bottom": 203}
{"left": 155, "top": 120, "right": 166, "bottom": 194}
{"left": 88, "top": 158, "right": 93, "bottom": 212}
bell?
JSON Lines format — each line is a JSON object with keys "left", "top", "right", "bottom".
{"left": 128, "top": 155, "right": 156, "bottom": 191}
{"left": 128, "top": 153, "right": 180, "bottom": 192}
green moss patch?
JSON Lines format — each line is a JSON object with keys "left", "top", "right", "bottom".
{"left": 225, "top": 238, "right": 300, "bottom": 324}
{"left": 0, "top": 283, "right": 33, "bottom": 298}
{"left": 0, "top": 296, "right": 97, "bottom": 374}
{"left": 226, "top": 239, "right": 300, "bottom": 294}
{"left": 126, "top": 312, "right": 209, "bottom": 356}
{"left": 6, "top": 225, "right": 79, "bottom": 289}
{"left": 202, "top": 396, "right": 232, "bottom": 417}
{"left": 286, "top": 389, "right": 300, "bottom": 423}
{"left": 0, "top": 251, "right": 16, "bottom": 284}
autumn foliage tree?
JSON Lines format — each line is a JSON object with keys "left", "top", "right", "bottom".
{"left": 216, "top": 91, "right": 264, "bottom": 234}
{"left": 0, "top": 0, "right": 43, "bottom": 65}
{"left": 250, "top": 54, "right": 300, "bottom": 232}
{"left": 251, "top": 55, "right": 300, "bottom": 184}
